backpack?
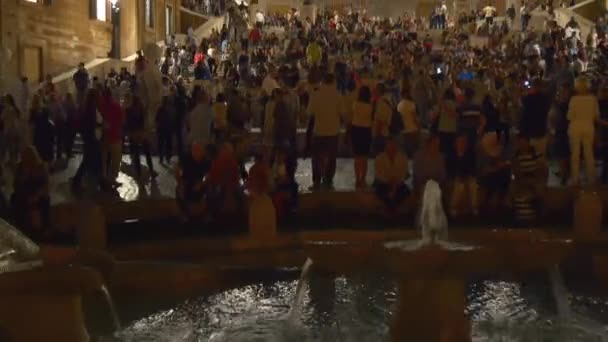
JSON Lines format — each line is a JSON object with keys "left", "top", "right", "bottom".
{"left": 372, "top": 97, "right": 403, "bottom": 136}
{"left": 386, "top": 98, "right": 404, "bottom": 135}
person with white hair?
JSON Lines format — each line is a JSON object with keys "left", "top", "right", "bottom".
{"left": 567, "top": 77, "right": 601, "bottom": 184}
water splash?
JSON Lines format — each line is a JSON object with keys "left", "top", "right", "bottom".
{"left": 547, "top": 265, "right": 608, "bottom": 340}
{"left": 548, "top": 265, "right": 571, "bottom": 323}
{"left": 101, "top": 285, "right": 122, "bottom": 333}
{"left": 385, "top": 180, "right": 473, "bottom": 251}
{"left": 0, "top": 219, "right": 42, "bottom": 274}
{"left": 419, "top": 180, "right": 448, "bottom": 244}
{"left": 287, "top": 258, "right": 314, "bottom": 321}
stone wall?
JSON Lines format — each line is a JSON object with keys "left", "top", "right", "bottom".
{"left": 572, "top": 0, "right": 605, "bottom": 23}
{"left": 17, "top": 0, "right": 112, "bottom": 77}
{"left": 180, "top": 8, "right": 209, "bottom": 34}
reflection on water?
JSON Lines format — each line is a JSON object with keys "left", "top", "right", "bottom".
{"left": 120, "top": 276, "right": 608, "bottom": 342}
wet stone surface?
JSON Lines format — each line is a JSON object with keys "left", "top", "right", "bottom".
{"left": 0, "top": 155, "right": 573, "bottom": 206}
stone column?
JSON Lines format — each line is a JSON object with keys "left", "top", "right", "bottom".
{"left": 249, "top": 193, "right": 277, "bottom": 239}
{"left": 120, "top": 0, "right": 139, "bottom": 58}
{"left": 392, "top": 277, "right": 470, "bottom": 342}
{"left": 0, "top": 267, "right": 103, "bottom": 342}
{"left": 0, "top": 0, "right": 19, "bottom": 93}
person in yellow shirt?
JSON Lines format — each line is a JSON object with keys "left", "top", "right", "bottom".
{"left": 306, "top": 40, "right": 322, "bottom": 67}
{"left": 307, "top": 73, "right": 341, "bottom": 190}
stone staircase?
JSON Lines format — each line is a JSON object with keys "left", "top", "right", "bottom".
{"left": 50, "top": 13, "right": 226, "bottom": 97}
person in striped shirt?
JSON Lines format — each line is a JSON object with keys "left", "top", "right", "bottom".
{"left": 512, "top": 134, "right": 546, "bottom": 224}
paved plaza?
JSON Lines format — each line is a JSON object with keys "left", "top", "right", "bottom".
{"left": 0, "top": 154, "right": 576, "bottom": 206}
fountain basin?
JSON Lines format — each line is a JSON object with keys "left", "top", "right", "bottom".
{"left": 0, "top": 267, "right": 104, "bottom": 342}
{"left": 303, "top": 238, "right": 574, "bottom": 277}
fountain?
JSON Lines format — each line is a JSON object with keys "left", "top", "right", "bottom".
{"left": 0, "top": 218, "right": 120, "bottom": 342}
{"left": 287, "top": 257, "right": 314, "bottom": 321}
{"left": 0, "top": 218, "right": 43, "bottom": 274}
{"left": 418, "top": 180, "right": 448, "bottom": 245}
{"left": 303, "top": 180, "right": 575, "bottom": 341}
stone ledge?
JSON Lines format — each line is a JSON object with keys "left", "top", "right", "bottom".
{"left": 49, "top": 186, "right": 608, "bottom": 231}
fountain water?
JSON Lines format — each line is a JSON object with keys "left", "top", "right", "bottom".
{"left": 0, "top": 218, "right": 42, "bottom": 274}
{"left": 385, "top": 180, "right": 473, "bottom": 251}
{"left": 287, "top": 258, "right": 314, "bottom": 321}
{"left": 547, "top": 265, "right": 608, "bottom": 340}
{"left": 101, "top": 285, "right": 122, "bottom": 333}
{"left": 418, "top": 180, "right": 448, "bottom": 245}
{"left": 548, "top": 265, "right": 571, "bottom": 323}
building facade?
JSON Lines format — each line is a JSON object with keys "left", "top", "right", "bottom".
{"left": 0, "top": 0, "right": 184, "bottom": 91}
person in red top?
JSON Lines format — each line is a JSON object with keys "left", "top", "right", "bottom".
{"left": 194, "top": 48, "right": 205, "bottom": 65}
{"left": 99, "top": 87, "right": 125, "bottom": 186}
{"left": 249, "top": 27, "right": 262, "bottom": 48}
{"left": 204, "top": 143, "right": 243, "bottom": 216}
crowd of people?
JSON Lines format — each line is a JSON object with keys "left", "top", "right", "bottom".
{"left": 182, "top": 0, "right": 227, "bottom": 17}
{"left": 1, "top": 0, "right": 608, "bottom": 238}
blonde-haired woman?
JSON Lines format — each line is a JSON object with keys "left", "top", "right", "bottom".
{"left": 568, "top": 77, "right": 600, "bottom": 184}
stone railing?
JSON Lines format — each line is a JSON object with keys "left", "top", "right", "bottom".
{"left": 51, "top": 58, "right": 133, "bottom": 96}
{"left": 570, "top": 0, "right": 604, "bottom": 23}
{"left": 49, "top": 14, "right": 225, "bottom": 97}
{"left": 554, "top": 5, "right": 595, "bottom": 39}
{"left": 179, "top": 6, "right": 210, "bottom": 34}
{"left": 193, "top": 13, "right": 226, "bottom": 40}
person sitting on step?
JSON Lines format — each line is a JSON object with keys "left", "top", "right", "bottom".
{"left": 373, "top": 137, "right": 410, "bottom": 215}
{"left": 175, "top": 142, "right": 212, "bottom": 222}
{"left": 204, "top": 143, "right": 244, "bottom": 218}
{"left": 448, "top": 135, "right": 478, "bottom": 218}
{"left": 271, "top": 146, "right": 299, "bottom": 219}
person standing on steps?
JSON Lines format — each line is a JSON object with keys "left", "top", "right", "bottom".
{"left": 125, "top": 94, "right": 157, "bottom": 179}
{"left": 307, "top": 73, "right": 341, "bottom": 191}
{"left": 350, "top": 85, "right": 373, "bottom": 189}
{"left": 73, "top": 62, "right": 90, "bottom": 107}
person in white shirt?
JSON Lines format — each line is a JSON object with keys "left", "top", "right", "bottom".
{"left": 568, "top": 77, "right": 600, "bottom": 184}
{"left": 440, "top": 3, "right": 448, "bottom": 29}
{"left": 255, "top": 10, "right": 265, "bottom": 26}
{"left": 587, "top": 28, "right": 598, "bottom": 57}
{"left": 186, "top": 91, "right": 213, "bottom": 147}
{"left": 307, "top": 73, "right": 342, "bottom": 190}
{"left": 520, "top": 3, "right": 530, "bottom": 30}
{"left": 483, "top": 5, "right": 496, "bottom": 26}
{"left": 262, "top": 68, "right": 280, "bottom": 98}
{"left": 397, "top": 87, "right": 419, "bottom": 157}
{"left": 373, "top": 138, "right": 410, "bottom": 213}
